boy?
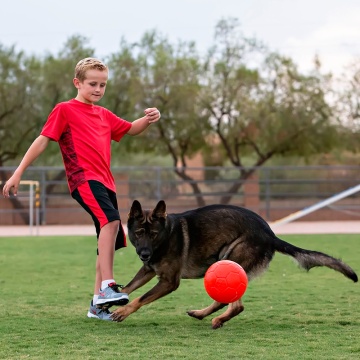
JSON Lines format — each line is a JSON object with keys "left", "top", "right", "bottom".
{"left": 2, "top": 57, "right": 161, "bottom": 321}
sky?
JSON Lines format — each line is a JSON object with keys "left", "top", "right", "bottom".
{"left": 1, "top": 0, "right": 359, "bottom": 75}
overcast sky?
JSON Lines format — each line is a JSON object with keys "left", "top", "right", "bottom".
{"left": 1, "top": 0, "right": 359, "bottom": 75}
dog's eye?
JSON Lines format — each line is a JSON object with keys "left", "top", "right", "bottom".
{"left": 135, "top": 229, "right": 145, "bottom": 236}
{"left": 150, "top": 230, "right": 158, "bottom": 238}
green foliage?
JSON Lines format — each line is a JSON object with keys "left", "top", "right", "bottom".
{"left": 0, "top": 36, "right": 95, "bottom": 166}
{"left": 0, "top": 234, "right": 359, "bottom": 359}
{"left": 1, "top": 18, "right": 359, "bottom": 204}
{"left": 40, "top": 35, "right": 95, "bottom": 111}
{"left": 0, "top": 45, "right": 42, "bottom": 165}
{"left": 0, "top": 19, "right": 356, "bottom": 169}
{"left": 334, "top": 60, "right": 360, "bottom": 153}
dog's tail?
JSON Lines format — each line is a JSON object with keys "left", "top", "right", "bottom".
{"left": 273, "top": 237, "right": 358, "bottom": 282}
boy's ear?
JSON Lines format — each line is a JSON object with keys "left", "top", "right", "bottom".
{"left": 73, "top": 78, "right": 80, "bottom": 89}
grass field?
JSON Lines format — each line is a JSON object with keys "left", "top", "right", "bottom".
{"left": 0, "top": 234, "right": 359, "bottom": 360}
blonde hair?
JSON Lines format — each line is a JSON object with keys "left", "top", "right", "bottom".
{"left": 74, "top": 57, "right": 108, "bottom": 81}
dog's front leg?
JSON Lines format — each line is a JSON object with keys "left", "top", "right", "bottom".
{"left": 111, "top": 278, "right": 178, "bottom": 322}
{"left": 122, "top": 265, "right": 156, "bottom": 295}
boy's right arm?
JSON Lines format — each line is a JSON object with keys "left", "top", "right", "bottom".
{"left": 2, "top": 135, "right": 50, "bottom": 197}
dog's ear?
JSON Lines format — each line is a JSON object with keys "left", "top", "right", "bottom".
{"left": 129, "top": 200, "right": 143, "bottom": 219}
{"left": 152, "top": 200, "right": 167, "bottom": 219}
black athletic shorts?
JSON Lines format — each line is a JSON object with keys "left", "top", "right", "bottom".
{"left": 71, "top": 180, "right": 127, "bottom": 252}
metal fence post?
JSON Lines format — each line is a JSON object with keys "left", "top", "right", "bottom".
{"left": 264, "top": 168, "right": 271, "bottom": 220}
{"left": 156, "top": 167, "right": 162, "bottom": 201}
{"left": 40, "top": 169, "right": 47, "bottom": 225}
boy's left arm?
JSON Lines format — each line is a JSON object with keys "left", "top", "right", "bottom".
{"left": 127, "top": 108, "right": 161, "bottom": 136}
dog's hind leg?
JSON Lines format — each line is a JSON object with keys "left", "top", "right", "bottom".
{"left": 211, "top": 300, "right": 244, "bottom": 330}
{"left": 187, "top": 301, "right": 227, "bottom": 320}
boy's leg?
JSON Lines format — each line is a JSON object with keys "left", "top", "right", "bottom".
{"left": 94, "top": 257, "right": 101, "bottom": 300}
{"left": 97, "top": 220, "right": 119, "bottom": 281}
{"left": 96, "top": 219, "right": 129, "bottom": 307}
{"left": 87, "top": 255, "right": 114, "bottom": 322}
{"left": 87, "top": 254, "right": 114, "bottom": 322}
{"left": 71, "top": 181, "right": 129, "bottom": 314}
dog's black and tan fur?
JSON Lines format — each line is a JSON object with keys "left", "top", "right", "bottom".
{"left": 111, "top": 200, "right": 358, "bottom": 329}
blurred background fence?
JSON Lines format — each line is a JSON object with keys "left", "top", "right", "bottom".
{"left": 1, "top": 165, "right": 360, "bottom": 226}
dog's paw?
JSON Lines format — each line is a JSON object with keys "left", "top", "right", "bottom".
{"left": 186, "top": 310, "right": 205, "bottom": 320}
{"left": 111, "top": 311, "right": 124, "bottom": 322}
{"left": 211, "top": 319, "right": 224, "bottom": 330}
{"left": 111, "top": 307, "right": 130, "bottom": 322}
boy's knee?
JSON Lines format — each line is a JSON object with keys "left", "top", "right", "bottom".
{"left": 111, "top": 219, "right": 120, "bottom": 226}
{"left": 106, "top": 219, "right": 120, "bottom": 231}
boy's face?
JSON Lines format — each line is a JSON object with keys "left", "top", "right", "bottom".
{"left": 73, "top": 69, "right": 108, "bottom": 104}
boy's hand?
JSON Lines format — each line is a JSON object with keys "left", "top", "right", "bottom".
{"left": 144, "top": 108, "right": 161, "bottom": 123}
{"left": 2, "top": 174, "right": 21, "bottom": 198}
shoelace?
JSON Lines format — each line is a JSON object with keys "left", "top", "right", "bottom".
{"left": 108, "top": 283, "right": 125, "bottom": 293}
{"left": 98, "top": 307, "right": 111, "bottom": 314}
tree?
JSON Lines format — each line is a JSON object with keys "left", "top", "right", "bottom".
{"left": 107, "top": 31, "right": 210, "bottom": 203}
{"left": 0, "top": 45, "right": 44, "bottom": 222}
{"left": 0, "top": 21, "right": 356, "bottom": 212}
{"left": 335, "top": 60, "right": 360, "bottom": 155}
{"left": 109, "top": 19, "right": 345, "bottom": 206}
{"left": 0, "top": 45, "right": 42, "bottom": 167}
{"left": 198, "top": 19, "right": 341, "bottom": 204}
{"left": 101, "top": 38, "right": 144, "bottom": 156}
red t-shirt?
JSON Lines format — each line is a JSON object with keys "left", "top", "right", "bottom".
{"left": 41, "top": 99, "right": 132, "bottom": 193}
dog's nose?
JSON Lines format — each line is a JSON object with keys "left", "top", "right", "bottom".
{"left": 138, "top": 248, "right": 152, "bottom": 262}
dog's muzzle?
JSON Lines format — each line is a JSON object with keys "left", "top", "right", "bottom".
{"left": 138, "top": 248, "right": 152, "bottom": 262}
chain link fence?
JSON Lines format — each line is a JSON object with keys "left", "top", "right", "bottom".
{"left": 1, "top": 165, "right": 360, "bottom": 225}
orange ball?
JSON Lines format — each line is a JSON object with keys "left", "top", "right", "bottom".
{"left": 204, "top": 260, "right": 248, "bottom": 303}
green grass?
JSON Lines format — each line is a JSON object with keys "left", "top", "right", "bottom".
{"left": 0, "top": 234, "right": 359, "bottom": 360}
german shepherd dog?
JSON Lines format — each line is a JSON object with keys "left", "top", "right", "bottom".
{"left": 111, "top": 200, "right": 358, "bottom": 329}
